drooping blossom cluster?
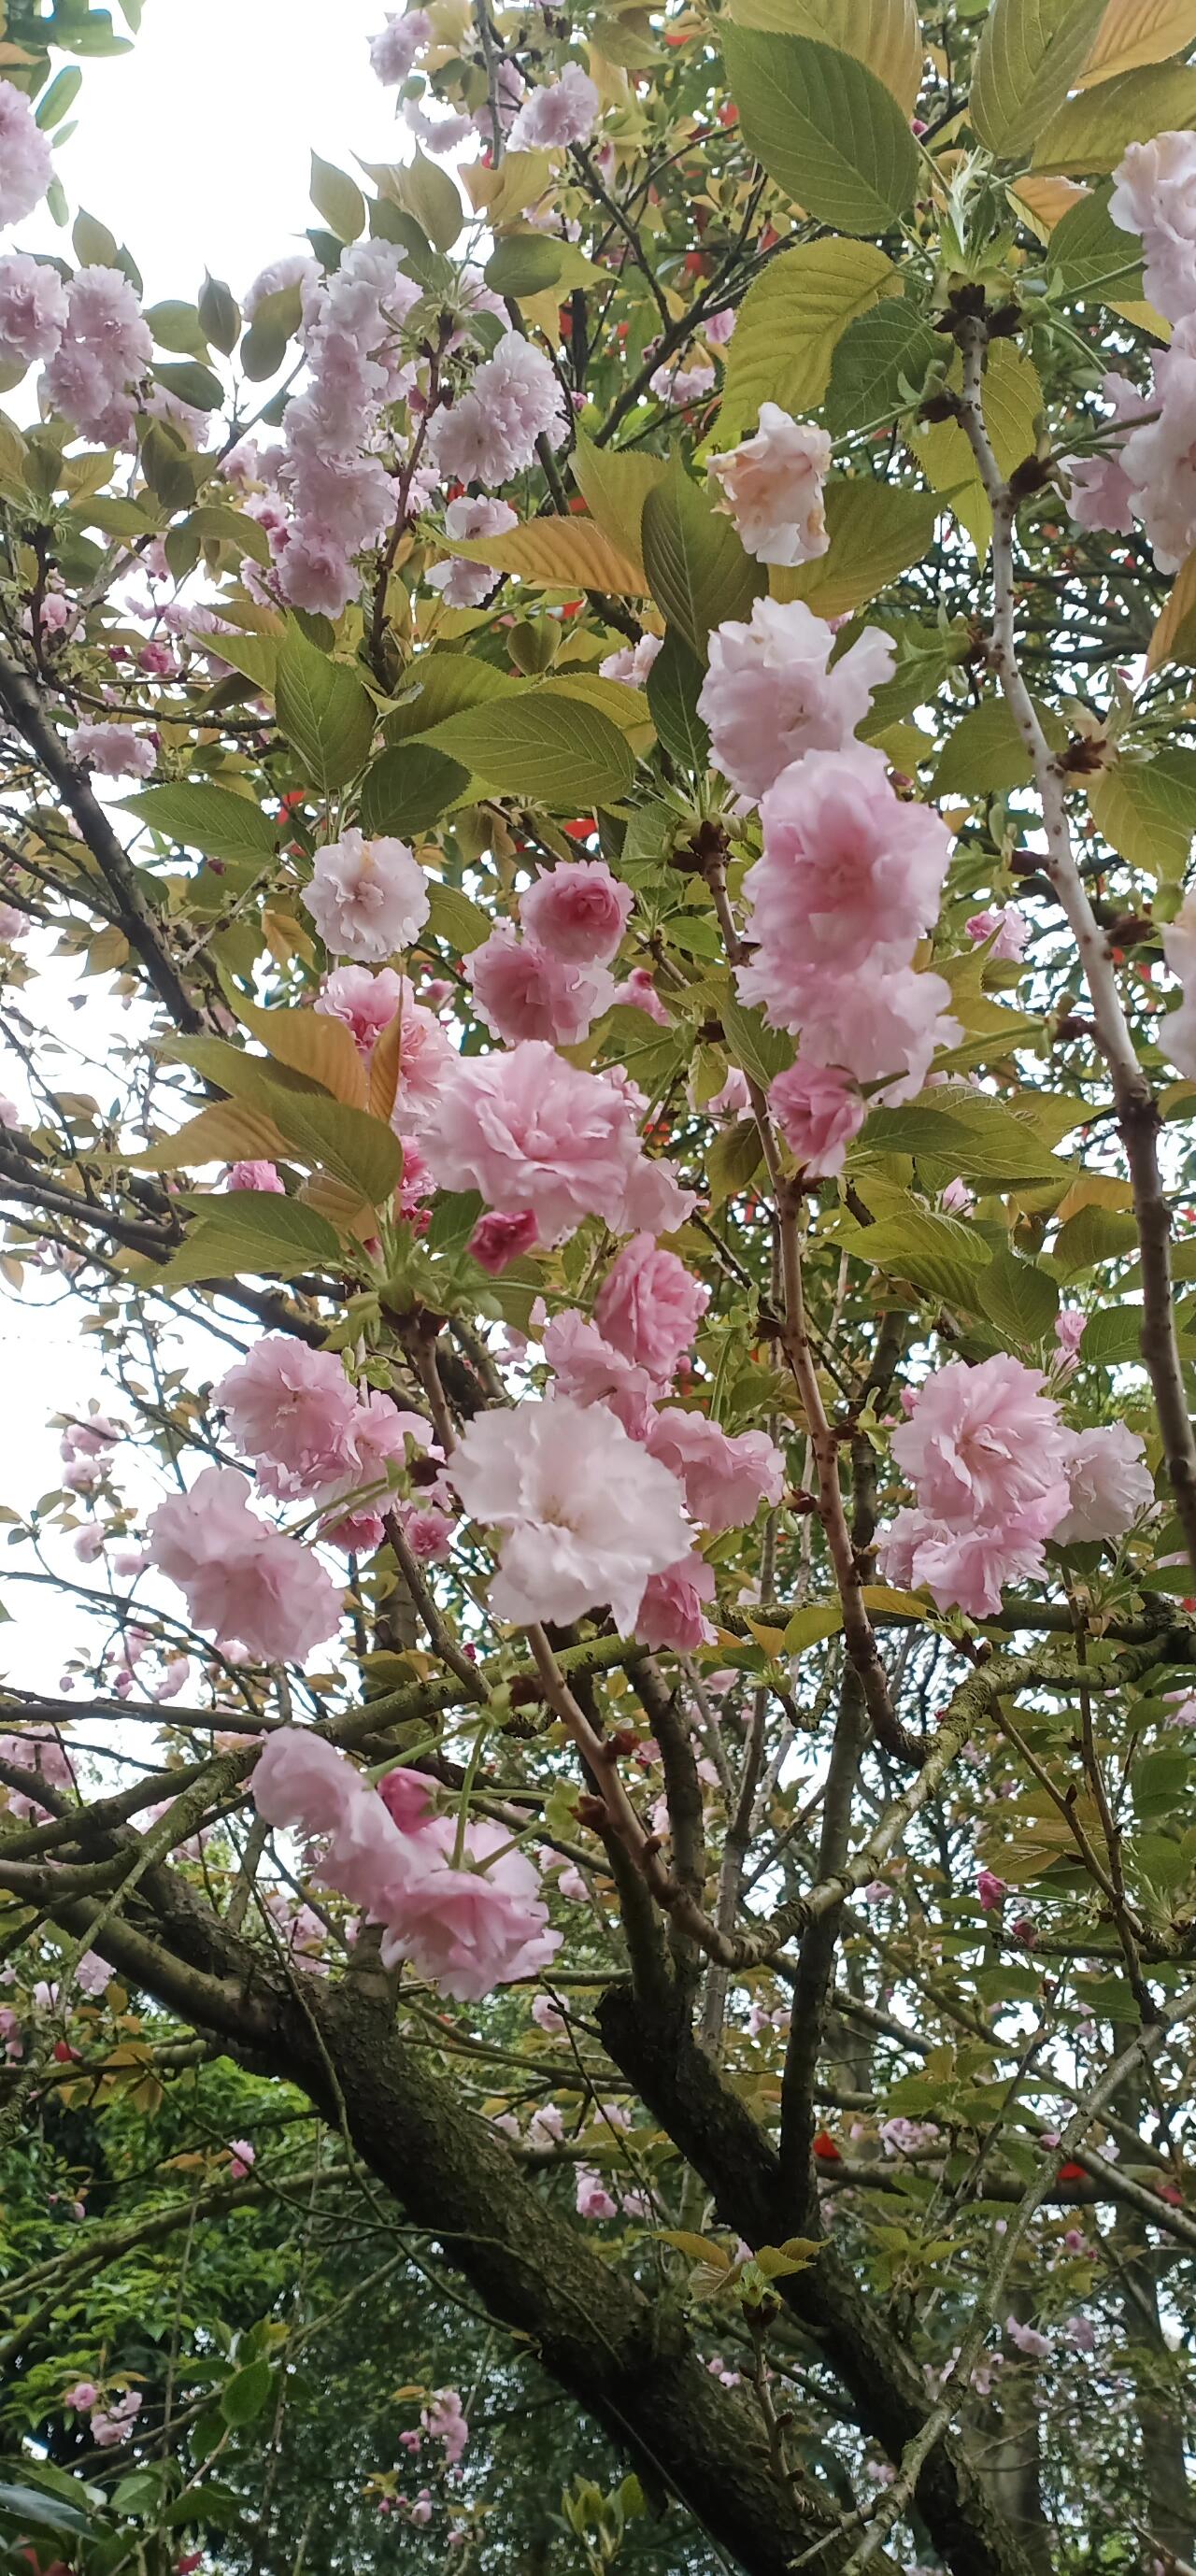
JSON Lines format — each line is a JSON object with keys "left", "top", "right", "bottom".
{"left": 71, "top": 721, "right": 155, "bottom": 780}
{"left": 698, "top": 596, "right": 893, "bottom": 802}
{"left": 1061, "top": 135, "right": 1196, "bottom": 570}
{"left": 369, "top": 8, "right": 432, "bottom": 85}
{"left": 508, "top": 60, "right": 598, "bottom": 150}
{"left": 467, "top": 857, "right": 631, "bottom": 1045}
{"left": 39, "top": 266, "right": 154, "bottom": 445}
{"left": 0, "top": 80, "right": 53, "bottom": 227}
{"left": 214, "top": 1334, "right": 434, "bottom": 1553}
{"left": 276, "top": 239, "right": 422, "bottom": 615}
{"left": 0, "top": 251, "right": 68, "bottom": 371}
{"left": 735, "top": 742, "right": 957, "bottom": 1129}
{"left": 303, "top": 831, "right": 430, "bottom": 962}
{"left": 251, "top": 1727, "right": 560, "bottom": 2001}
{"left": 147, "top": 1467, "right": 343, "bottom": 1662}
{"left": 707, "top": 404, "right": 832, "bottom": 566}
{"left": 878, "top": 1357, "right": 1155, "bottom": 1616}
{"left": 428, "top": 331, "right": 569, "bottom": 489}
{"left": 1109, "top": 131, "right": 1196, "bottom": 325}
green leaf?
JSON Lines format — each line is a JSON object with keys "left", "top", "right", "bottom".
{"left": 860, "top": 1092, "right": 1063, "bottom": 1183}
{"left": 36, "top": 65, "right": 83, "bottom": 127}
{"left": 824, "top": 297, "right": 943, "bottom": 434}
{"left": 0, "top": 2480, "right": 99, "bottom": 2541}
{"left": 838, "top": 1203, "right": 988, "bottom": 1306}
{"left": 360, "top": 742, "right": 470, "bottom": 836}
{"left": 933, "top": 694, "right": 1066, "bottom": 794}
{"left": 310, "top": 150, "right": 366, "bottom": 241}
{"left": 165, "top": 1039, "right": 403, "bottom": 1205}
{"left": 1081, "top": 1302, "right": 1146, "bottom": 1366}
{"left": 1088, "top": 749, "right": 1196, "bottom": 882}
{"left": 391, "top": 147, "right": 463, "bottom": 250}
{"left": 646, "top": 627, "right": 711, "bottom": 771}
{"left": 416, "top": 686, "right": 635, "bottom": 807}
{"left": 155, "top": 1198, "right": 344, "bottom": 1287}
{"left": 721, "top": 26, "right": 919, "bottom": 235}
{"left": 707, "top": 1116, "right": 765, "bottom": 1204}
{"left": 121, "top": 784, "right": 278, "bottom": 863}
{"left": 975, "top": 1245, "right": 1061, "bottom": 1345}
{"left": 641, "top": 451, "right": 763, "bottom": 661}
{"left": 1053, "top": 1201, "right": 1140, "bottom": 1273}
{"left": 276, "top": 623, "right": 376, "bottom": 795}
{"left": 427, "top": 1187, "right": 485, "bottom": 1254}
{"left": 426, "top": 879, "right": 492, "bottom": 954}
{"left": 719, "top": 994, "right": 794, "bottom": 1089}
{"left": 570, "top": 427, "right": 664, "bottom": 579}
{"left": 145, "top": 298, "right": 209, "bottom": 355}
{"left": 238, "top": 282, "right": 304, "bottom": 381}
{"left": 484, "top": 233, "right": 564, "bottom": 296}
{"left": 199, "top": 272, "right": 241, "bottom": 354}
{"left": 725, "top": 0, "right": 923, "bottom": 110}
{"left": 1032, "top": 58, "right": 1196, "bottom": 168}
{"left": 385, "top": 653, "right": 517, "bottom": 741}
{"left": 712, "top": 241, "right": 898, "bottom": 450}
{"left": 971, "top": 0, "right": 1109, "bottom": 159}
{"left": 72, "top": 207, "right": 118, "bottom": 266}
{"left": 775, "top": 477, "right": 943, "bottom": 617}
{"left": 220, "top": 2359, "right": 274, "bottom": 2427}
{"left": 782, "top": 1601, "right": 845, "bottom": 1651}
{"left": 153, "top": 358, "right": 225, "bottom": 412}
{"left": 1046, "top": 179, "right": 1145, "bottom": 298}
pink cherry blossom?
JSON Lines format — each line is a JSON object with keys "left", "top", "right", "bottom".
{"left": 65, "top": 2381, "right": 99, "bottom": 2412}
{"left": 1053, "top": 1423, "right": 1154, "bottom": 1544}
{"left": 0, "top": 252, "right": 67, "bottom": 369}
{"left": 216, "top": 1338, "right": 362, "bottom": 1499}
{"left": 91, "top": 2388, "right": 142, "bottom": 2448}
{"left": 1119, "top": 317, "right": 1196, "bottom": 572}
{"left": 878, "top": 1509, "right": 1052, "bottom": 1619}
{"left": 634, "top": 1552, "right": 717, "bottom": 1651}
{"left": 0, "top": 80, "right": 52, "bottom": 226}
{"left": 1005, "top": 2316, "right": 1052, "bottom": 2361}
{"left": 377, "top": 1814, "right": 562, "bottom": 1999}
{"left": 467, "top": 922, "right": 615, "bottom": 1046}
{"left": 451, "top": 1392, "right": 691, "bottom": 1631}
{"left": 147, "top": 1469, "right": 342, "bottom": 1663}
{"left": 427, "top": 494, "right": 517, "bottom": 609}
{"left": 741, "top": 748, "right": 952, "bottom": 996}
{"left": 429, "top": 332, "right": 568, "bottom": 487}
{"left": 1161, "top": 890, "right": 1196, "bottom": 1075}
{"left": 976, "top": 1869, "right": 1006, "bottom": 1912}
{"left": 1063, "top": 373, "right": 1148, "bottom": 534}
{"left": 0, "top": 1730, "right": 77, "bottom": 1819}
{"left": 41, "top": 267, "right": 152, "bottom": 443}
{"left": 252, "top": 1724, "right": 364, "bottom": 1838}
{"left": 599, "top": 634, "right": 662, "bottom": 687}
{"left": 243, "top": 252, "right": 319, "bottom": 319}
{"left": 304, "top": 833, "right": 429, "bottom": 963}
{"left": 369, "top": 7, "right": 432, "bottom": 83}
{"left": 542, "top": 1308, "right": 658, "bottom": 1438}
{"left": 768, "top": 1060, "right": 864, "bottom": 1178}
{"left": 422, "top": 2388, "right": 469, "bottom": 2464}
{"left": 72, "top": 723, "right": 155, "bottom": 780}
{"left": 646, "top": 1409, "right": 785, "bottom": 1534}
{"left": 697, "top": 598, "right": 894, "bottom": 801}
{"left": 966, "top": 904, "right": 1029, "bottom": 961}
{"left": 1110, "top": 131, "right": 1196, "bottom": 323}
{"left": 707, "top": 404, "right": 832, "bottom": 566}
{"left": 228, "top": 2137, "right": 255, "bottom": 2179}
{"left": 469, "top": 1210, "right": 538, "bottom": 1274}
{"left": 795, "top": 960, "right": 960, "bottom": 1106}
{"left": 890, "top": 1356, "right": 1069, "bottom": 1532}
{"left": 1053, "top": 1309, "right": 1085, "bottom": 1375}
{"left": 651, "top": 355, "right": 717, "bottom": 409}
{"left": 419, "top": 1038, "right": 682, "bottom": 1245}
{"left": 520, "top": 858, "right": 634, "bottom": 964}
{"left": 593, "top": 1233, "right": 708, "bottom": 1386}
{"left": 621, "top": 965, "right": 670, "bottom": 1023}
{"left": 315, "top": 964, "right": 405, "bottom": 1054}
{"left": 576, "top": 2165, "right": 619, "bottom": 2220}
{"left": 227, "top": 1159, "right": 285, "bottom": 1193}
{"left": 508, "top": 60, "right": 599, "bottom": 150}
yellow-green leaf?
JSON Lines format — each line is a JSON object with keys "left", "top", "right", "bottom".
{"left": 232, "top": 995, "right": 369, "bottom": 1111}
{"left": 641, "top": 451, "right": 764, "bottom": 659}
{"left": 773, "top": 477, "right": 943, "bottom": 617}
{"left": 444, "top": 517, "right": 648, "bottom": 597}
{"left": 571, "top": 428, "right": 665, "bottom": 580}
{"left": 310, "top": 150, "right": 365, "bottom": 242}
{"left": 1146, "top": 546, "right": 1196, "bottom": 667}
{"left": 416, "top": 686, "right": 635, "bottom": 807}
{"left": 725, "top": 0, "right": 922, "bottom": 111}
{"left": 276, "top": 622, "right": 376, "bottom": 795}
{"left": 721, "top": 26, "right": 919, "bottom": 235}
{"left": 782, "top": 1601, "right": 845, "bottom": 1652}
{"left": 711, "top": 238, "right": 898, "bottom": 449}
{"left": 1076, "top": 0, "right": 1196, "bottom": 86}
{"left": 155, "top": 1195, "right": 344, "bottom": 1288}
{"left": 1032, "top": 57, "right": 1196, "bottom": 165}
{"left": 972, "top": 0, "right": 1109, "bottom": 160}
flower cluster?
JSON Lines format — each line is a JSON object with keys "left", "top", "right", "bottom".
{"left": 0, "top": 80, "right": 52, "bottom": 228}
{"left": 147, "top": 1467, "right": 343, "bottom": 1662}
{"left": 277, "top": 239, "right": 421, "bottom": 616}
{"left": 214, "top": 1334, "right": 435, "bottom": 1553}
{"left": 466, "top": 857, "right": 630, "bottom": 1046}
{"left": 304, "top": 831, "right": 430, "bottom": 961}
{"left": 698, "top": 596, "right": 893, "bottom": 803}
{"left": 33, "top": 265, "right": 154, "bottom": 445}
{"left": 428, "top": 330, "right": 568, "bottom": 490}
{"left": 419, "top": 1039, "right": 693, "bottom": 1245}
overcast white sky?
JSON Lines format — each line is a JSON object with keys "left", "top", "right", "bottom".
{"left": 3, "top": 1, "right": 420, "bottom": 1691}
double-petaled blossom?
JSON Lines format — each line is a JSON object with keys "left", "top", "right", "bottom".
{"left": 1160, "top": 890, "right": 1196, "bottom": 1075}
{"left": 1118, "top": 318, "right": 1196, "bottom": 572}
{"left": 215, "top": 1339, "right": 363, "bottom": 1499}
{"left": 634, "top": 1552, "right": 717, "bottom": 1651}
{"left": 419, "top": 1038, "right": 691, "bottom": 1245}
{"left": 878, "top": 1356, "right": 1076, "bottom": 1616}
{"left": 707, "top": 404, "right": 832, "bottom": 566}
{"left": 304, "top": 832, "right": 429, "bottom": 962}
{"left": 1062, "top": 372, "right": 1149, "bottom": 536}
{"left": 796, "top": 959, "right": 959, "bottom": 1106}
{"left": 450, "top": 1392, "right": 691, "bottom": 1631}
{"left": 1053, "top": 1423, "right": 1155, "bottom": 1544}
{"left": 469, "top": 1209, "right": 538, "bottom": 1274}
{"left": 593, "top": 1234, "right": 708, "bottom": 1386}
{"left": 226, "top": 1160, "right": 285, "bottom": 1194}
{"left": 0, "top": 81, "right": 53, "bottom": 226}
{"left": 520, "top": 858, "right": 634, "bottom": 963}
{"left": 541, "top": 1309, "right": 658, "bottom": 1439}
{"left": 966, "top": 904, "right": 1030, "bottom": 961}
{"left": 72, "top": 723, "right": 155, "bottom": 780}
{"left": 275, "top": 239, "right": 420, "bottom": 616}
{"left": 767, "top": 1060, "right": 865, "bottom": 1177}
{"left": 0, "top": 252, "right": 67, "bottom": 370}
{"left": 315, "top": 964, "right": 406, "bottom": 1055}
{"left": 426, "top": 495, "right": 518, "bottom": 609}
{"left": 147, "top": 1469, "right": 342, "bottom": 1662}
{"left": 466, "top": 921, "right": 615, "bottom": 1046}
{"left": 369, "top": 7, "right": 431, "bottom": 83}
{"left": 429, "top": 332, "right": 568, "bottom": 488}
{"left": 645, "top": 1408, "right": 785, "bottom": 1534}
{"left": 599, "top": 633, "right": 662, "bottom": 688}
{"left": 41, "top": 266, "right": 152, "bottom": 444}
{"left": 697, "top": 598, "right": 894, "bottom": 801}
{"left": 1110, "top": 131, "right": 1196, "bottom": 323}
{"left": 508, "top": 60, "right": 599, "bottom": 150}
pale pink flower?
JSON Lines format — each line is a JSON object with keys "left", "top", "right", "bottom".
{"left": 620, "top": 1150, "right": 696, "bottom": 1239}
{"left": 541, "top": 1308, "right": 657, "bottom": 1437}
{"left": 91, "top": 2389, "right": 142, "bottom": 2448}
{"left": 599, "top": 634, "right": 662, "bottom": 687}
{"left": 423, "top": 2388, "right": 469, "bottom": 2464}
{"left": 966, "top": 904, "right": 1029, "bottom": 961}
{"left": 1161, "top": 890, "right": 1196, "bottom": 1075}
{"left": 508, "top": 60, "right": 599, "bottom": 150}
{"left": 646, "top": 1409, "right": 785, "bottom": 1534}
{"left": 369, "top": 8, "right": 432, "bottom": 84}
{"left": 574, "top": 2166, "right": 619, "bottom": 2221}
{"left": 0, "top": 251, "right": 66, "bottom": 368}
{"left": 697, "top": 598, "right": 894, "bottom": 801}
{"left": 451, "top": 1392, "right": 691, "bottom": 1631}
{"left": 41, "top": 267, "right": 152, "bottom": 443}
{"left": 227, "top": 1160, "right": 285, "bottom": 1193}
{"left": 707, "top": 404, "right": 832, "bottom": 566}
{"left": 1120, "top": 320, "right": 1196, "bottom": 572}
{"left": 694, "top": 1065, "right": 751, "bottom": 1120}
{"left": 593, "top": 1233, "right": 708, "bottom": 1385}
{"left": 304, "top": 832, "right": 428, "bottom": 963}
{"left": 1004, "top": 2316, "right": 1052, "bottom": 2361}
{"left": 741, "top": 748, "right": 952, "bottom": 995}
{"left": 940, "top": 1179, "right": 972, "bottom": 1214}
{"left": 216, "top": 1338, "right": 361, "bottom": 1499}
{"left": 878, "top": 1509, "right": 1051, "bottom": 1618}
{"left": 398, "top": 1503, "right": 456, "bottom": 1562}
{"left": 429, "top": 333, "right": 568, "bottom": 487}
{"left": 1053, "top": 1422, "right": 1154, "bottom": 1544}
{"left": 0, "top": 1094, "right": 20, "bottom": 1129}
{"left": 890, "top": 1357, "right": 1069, "bottom": 1536}
{"left": 1063, "top": 372, "right": 1148, "bottom": 535}
{"left": 278, "top": 529, "right": 357, "bottom": 619}
{"left": 469, "top": 1209, "right": 538, "bottom": 1274}
{"left": 1053, "top": 1309, "right": 1085, "bottom": 1375}
{"left": 147, "top": 1469, "right": 342, "bottom": 1662}
{"left": 705, "top": 307, "right": 736, "bottom": 346}
{"left": 651, "top": 356, "right": 716, "bottom": 409}
{"left": 768, "top": 1060, "right": 864, "bottom": 1177}
{"left": 252, "top": 1724, "right": 363, "bottom": 1837}
{"left": 377, "top": 1814, "right": 561, "bottom": 1998}
{"left": 243, "top": 252, "right": 319, "bottom": 320}
{"left": 381, "top": 983, "right": 454, "bottom": 1136}
{"left": 520, "top": 858, "right": 634, "bottom": 963}
{"left": 72, "top": 723, "right": 154, "bottom": 780}
{"left": 634, "top": 1551, "right": 716, "bottom": 1651}
{"left": 427, "top": 495, "right": 517, "bottom": 609}
{"left": 75, "top": 1950, "right": 110, "bottom": 1997}
{"left": 228, "top": 2138, "right": 255, "bottom": 2179}
{"left": 377, "top": 1764, "right": 435, "bottom": 1833}
{"left": 0, "top": 904, "right": 24, "bottom": 941}
{"left": 532, "top": 1993, "right": 565, "bottom": 2034}
{"left": 0, "top": 80, "right": 52, "bottom": 226}
{"left": 1110, "top": 131, "right": 1196, "bottom": 323}
{"left": 795, "top": 960, "right": 960, "bottom": 1105}
{"left": 315, "top": 964, "right": 405, "bottom": 1054}
{"left": 65, "top": 2382, "right": 99, "bottom": 2412}
{"left": 419, "top": 1039, "right": 678, "bottom": 1245}
{"left": 467, "top": 922, "right": 614, "bottom": 1045}
{"left": 621, "top": 965, "right": 669, "bottom": 1023}
{"left": 0, "top": 1730, "right": 77, "bottom": 1819}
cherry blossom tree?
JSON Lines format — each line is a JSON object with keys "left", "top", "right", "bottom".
{"left": 4, "top": 0, "right": 1196, "bottom": 2569}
